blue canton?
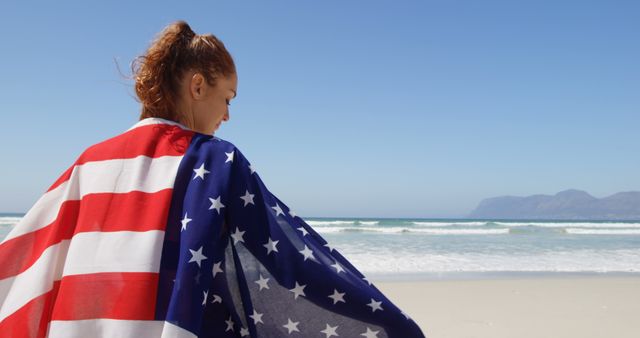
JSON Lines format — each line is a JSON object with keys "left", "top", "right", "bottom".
{"left": 155, "top": 133, "right": 427, "bottom": 338}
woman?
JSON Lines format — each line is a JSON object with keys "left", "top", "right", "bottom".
{"left": 0, "top": 21, "right": 426, "bottom": 338}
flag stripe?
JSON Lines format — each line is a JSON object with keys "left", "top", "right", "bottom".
{"left": 0, "top": 280, "right": 61, "bottom": 338}
{"left": 0, "top": 240, "right": 70, "bottom": 322}
{"left": 51, "top": 272, "right": 158, "bottom": 321}
{"left": 0, "top": 190, "right": 173, "bottom": 279}
{"left": 0, "top": 230, "right": 164, "bottom": 322}
{"left": 3, "top": 155, "right": 183, "bottom": 243}
{"left": 47, "top": 124, "right": 193, "bottom": 192}
{"left": 62, "top": 230, "right": 165, "bottom": 276}
{"left": 47, "top": 319, "right": 198, "bottom": 338}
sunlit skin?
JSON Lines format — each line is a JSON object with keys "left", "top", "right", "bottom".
{"left": 175, "top": 69, "right": 238, "bottom": 135}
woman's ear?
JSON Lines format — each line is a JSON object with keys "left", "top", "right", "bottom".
{"left": 190, "top": 73, "right": 206, "bottom": 99}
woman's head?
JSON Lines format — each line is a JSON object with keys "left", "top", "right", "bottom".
{"left": 132, "top": 20, "right": 237, "bottom": 135}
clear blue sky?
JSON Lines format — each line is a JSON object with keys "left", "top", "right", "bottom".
{"left": 1, "top": 0, "right": 638, "bottom": 218}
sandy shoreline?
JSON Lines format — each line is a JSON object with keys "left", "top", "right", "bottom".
{"left": 374, "top": 275, "right": 640, "bottom": 338}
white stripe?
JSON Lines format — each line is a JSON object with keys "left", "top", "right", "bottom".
{"left": 63, "top": 230, "right": 164, "bottom": 276}
{"left": 126, "top": 117, "right": 193, "bottom": 132}
{"left": 0, "top": 230, "right": 164, "bottom": 322}
{"left": 2, "top": 155, "right": 182, "bottom": 243}
{"left": 47, "top": 319, "right": 197, "bottom": 338}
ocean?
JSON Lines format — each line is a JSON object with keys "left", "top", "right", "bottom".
{"left": 2, "top": 213, "right": 639, "bottom": 281}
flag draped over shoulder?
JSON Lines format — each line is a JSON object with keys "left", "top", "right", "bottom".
{"left": 0, "top": 117, "right": 427, "bottom": 338}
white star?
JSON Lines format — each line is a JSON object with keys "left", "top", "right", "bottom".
{"left": 331, "top": 261, "right": 345, "bottom": 273}
{"left": 361, "top": 327, "right": 380, "bottom": 338}
{"left": 297, "top": 226, "right": 309, "bottom": 237}
{"left": 320, "top": 323, "right": 339, "bottom": 338}
{"left": 401, "top": 310, "right": 411, "bottom": 320}
{"left": 212, "top": 261, "right": 224, "bottom": 278}
{"left": 225, "top": 316, "right": 234, "bottom": 332}
{"left": 192, "top": 163, "right": 210, "bottom": 180}
{"left": 289, "top": 209, "right": 297, "bottom": 218}
{"left": 188, "top": 246, "right": 207, "bottom": 267}
{"left": 298, "top": 244, "right": 315, "bottom": 261}
{"left": 180, "top": 212, "right": 192, "bottom": 231}
{"left": 231, "top": 226, "right": 246, "bottom": 245}
{"left": 263, "top": 237, "right": 279, "bottom": 255}
{"left": 367, "top": 298, "right": 383, "bottom": 312}
{"left": 328, "top": 289, "right": 346, "bottom": 305}
{"left": 211, "top": 294, "right": 222, "bottom": 304}
{"left": 255, "top": 274, "right": 270, "bottom": 290}
{"left": 248, "top": 163, "right": 256, "bottom": 174}
{"left": 240, "top": 326, "right": 249, "bottom": 336}
{"left": 289, "top": 281, "right": 306, "bottom": 299}
{"left": 225, "top": 150, "right": 235, "bottom": 163}
{"left": 249, "top": 309, "right": 264, "bottom": 325}
{"left": 240, "top": 190, "right": 255, "bottom": 206}
{"left": 202, "top": 290, "right": 208, "bottom": 305}
{"left": 271, "top": 203, "right": 284, "bottom": 217}
{"left": 283, "top": 318, "right": 300, "bottom": 334}
{"left": 208, "top": 196, "right": 225, "bottom": 214}
{"left": 324, "top": 242, "right": 336, "bottom": 252}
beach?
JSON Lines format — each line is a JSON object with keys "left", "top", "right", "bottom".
{"left": 375, "top": 275, "right": 640, "bottom": 338}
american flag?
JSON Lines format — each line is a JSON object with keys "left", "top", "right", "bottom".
{"left": 0, "top": 117, "right": 427, "bottom": 338}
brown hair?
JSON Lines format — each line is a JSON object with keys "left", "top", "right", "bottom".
{"left": 130, "top": 20, "right": 236, "bottom": 123}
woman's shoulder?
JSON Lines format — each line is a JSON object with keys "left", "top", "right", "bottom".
{"left": 68, "top": 120, "right": 248, "bottom": 173}
{"left": 188, "top": 133, "right": 250, "bottom": 164}
{"left": 73, "top": 122, "right": 188, "bottom": 164}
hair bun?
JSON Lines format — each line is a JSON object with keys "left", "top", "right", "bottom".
{"left": 130, "top": 20, "right": 236, "bottom": 123}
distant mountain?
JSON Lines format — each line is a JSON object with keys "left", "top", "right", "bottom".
{"left": 468, "top": 189, "right": 640, "bottom": 220}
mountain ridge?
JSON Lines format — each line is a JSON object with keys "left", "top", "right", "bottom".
{"left": 468, "top": 189, "right": 640, "bottom": 220}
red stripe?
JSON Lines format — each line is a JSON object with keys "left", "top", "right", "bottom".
{"left": 51, "top": 272, "right": 158, "bottom": 321}
{"left": 0, "top": 280, "right": 61, "bottom": 338}
{"left": 47, "top": 124, "right": 193, "bottom": 192}
{"left": 0, "top": 272, "right": 158, "bottom": 335}
{"left": 0, "top": 190, "right": 173, "bottom": 279}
